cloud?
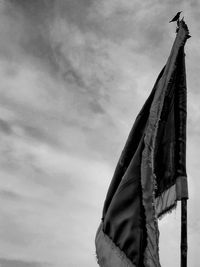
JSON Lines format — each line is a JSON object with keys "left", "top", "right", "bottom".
{"left": 0, "top": 0, "right": 199, "bottom": 266}
{"left": 0, "top": 132, "right": 112, "bottom": 265}
{"left": 0, "top": 258, "right": 50, "bottom": 267}
{"left": 0, "top": 118, "right": 13, "bottom": 135}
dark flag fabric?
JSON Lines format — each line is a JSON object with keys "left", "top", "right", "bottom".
{"left": 95, "top": 20, "right": 190, "bottom": 267}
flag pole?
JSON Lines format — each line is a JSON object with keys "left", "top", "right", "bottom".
{"left": 181, "top": 198, "right": 187, "bottom": 267}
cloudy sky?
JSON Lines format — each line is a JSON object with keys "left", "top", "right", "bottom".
{"left": 0, "top": 0, "right": 199, "bottom": 266}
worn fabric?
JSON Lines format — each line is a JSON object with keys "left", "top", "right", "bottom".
{"left": 95, "top": 223, "right": 137, "bottom": 267}
{"left": 95, "top": 20, "right": 190, "bottom": 267}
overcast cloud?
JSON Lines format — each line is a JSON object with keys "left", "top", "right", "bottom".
{"left": 0, "top": 0, "right": 199, "bottom": 266}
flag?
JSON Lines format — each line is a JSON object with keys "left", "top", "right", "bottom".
{"left": 95, "top": 20, "right": 190, "bottom": 267}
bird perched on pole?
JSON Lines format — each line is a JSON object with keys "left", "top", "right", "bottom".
{"left": 169, "top": 11, "right": 182, "bottom": 23}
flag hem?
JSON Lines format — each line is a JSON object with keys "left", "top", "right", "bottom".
{"left": 95, "top": 222, "right": 136, "bottom": 267}
{"left": 176, "top": 176, "right": 188, "bottom": 200}
{"left": 156, "top": 183, "right": 177, "bottom": 218}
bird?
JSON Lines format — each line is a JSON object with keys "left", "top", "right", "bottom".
{"left": 169, "top": 11, "right": 182, "bottom": 23}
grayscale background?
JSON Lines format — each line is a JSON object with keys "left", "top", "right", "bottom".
{"left": 0, "top": 1, "right": 199, "bottom": 266}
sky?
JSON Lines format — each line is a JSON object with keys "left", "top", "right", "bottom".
{"left": 0, "top": 0, "right": 199, "bottom": 266}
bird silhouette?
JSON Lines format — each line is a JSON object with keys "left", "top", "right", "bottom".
{"left": 169, "top": 11, "right": 182, "bottom": 23}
